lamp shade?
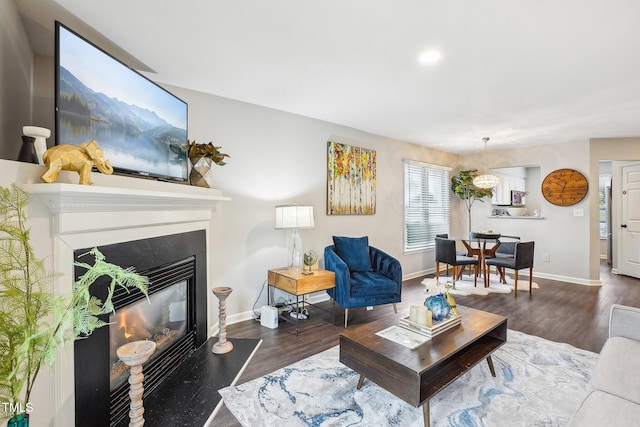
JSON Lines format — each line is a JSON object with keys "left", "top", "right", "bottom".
{"left": 275, "top": 205, "right": 315, "bottom": 229}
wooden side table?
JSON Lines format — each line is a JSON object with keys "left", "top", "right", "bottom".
{"left": 267, "top": 268, "right": 336, "bottom": 335}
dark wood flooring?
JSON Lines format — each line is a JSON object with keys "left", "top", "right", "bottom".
{"left": 212, "top": 261, "right": 640, "bottom": 426}
{"left": 141, "top": 337, "right": 261, "bottom": 427}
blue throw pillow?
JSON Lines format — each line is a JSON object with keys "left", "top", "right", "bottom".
{"left": 332, "top": 236, "right": 372, "bottom": 272}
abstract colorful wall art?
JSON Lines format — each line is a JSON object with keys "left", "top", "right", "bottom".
{"left": 327, "top": 141, "right": 376, "bottom": 215}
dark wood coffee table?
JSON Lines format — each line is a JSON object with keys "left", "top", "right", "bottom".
{"left": 339, "top": 305, "right": 507, "bottom": 427}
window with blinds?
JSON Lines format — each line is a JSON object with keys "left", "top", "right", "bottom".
{"left": 403, "top": 160, "right": 451, "bottom": 252}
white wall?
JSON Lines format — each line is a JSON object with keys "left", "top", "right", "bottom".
{"left": 32, "top": 55, "right": 55, "bottom": 146}
{"left": 167, "top": 85, "right": 459, "bottom": 319}
{"left": 456, "top": 141, "right": 596, "bottom": 284}
{"left": 0, "top": 0, "right": 33, "bottom": 159}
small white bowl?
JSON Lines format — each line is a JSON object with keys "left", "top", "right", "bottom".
{"left": 507, "top": 207, "right": 527, "bottom": 216}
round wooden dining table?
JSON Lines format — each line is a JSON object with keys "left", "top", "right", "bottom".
{"left": 460, "top": 233, "right": 501, "bottom": 287}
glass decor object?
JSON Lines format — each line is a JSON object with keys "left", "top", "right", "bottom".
{"left": 424, "top": 293, "right": 451, "bottom": 322}
{"left": 275, "top": 205, "right": 315, "bottom": 274}
{"left": 303, "top": 250, "right": 318, "bottom": 271}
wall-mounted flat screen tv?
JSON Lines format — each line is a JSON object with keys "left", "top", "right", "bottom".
{"left": 55, "top": 21, "right": 188, "bottom": 182}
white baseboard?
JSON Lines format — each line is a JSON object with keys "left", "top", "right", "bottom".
{"left": 403, "top": 269, "right": 433, "bottom": 281}
{"left": 210, "top": 310, "right": 257, "bottom": 337}
{"left": 212, "top": 292, "right": 334, "bottom": 334}
{"left": 523, "top": 271, "right": 601, "bottom": 286}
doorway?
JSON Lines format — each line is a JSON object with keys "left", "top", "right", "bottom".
{"left": 599, "top": 162, "right": 612, "bottom": 266}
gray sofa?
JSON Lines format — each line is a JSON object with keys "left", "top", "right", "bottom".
{"left": 570, "top": 304, "right": 640, "bottom": 426}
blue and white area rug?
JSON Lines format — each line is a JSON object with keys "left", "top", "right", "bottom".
{"left": 219, "top": 330, "right": 597, "bottom": 427}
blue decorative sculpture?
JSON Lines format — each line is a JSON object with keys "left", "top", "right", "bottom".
{"left": 424, "top": 293, "right": 451, "bottom": 322}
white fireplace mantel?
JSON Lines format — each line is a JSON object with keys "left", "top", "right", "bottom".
{"left": 22, "top": 182, "right": 231, "bottom": 213}
{"left": 22, "top": 183, "right": 231, "bottom": 235}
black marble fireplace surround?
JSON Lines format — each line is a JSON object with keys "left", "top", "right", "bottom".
{"left": 74, "top": 230, "right": 207, "bottom": 427}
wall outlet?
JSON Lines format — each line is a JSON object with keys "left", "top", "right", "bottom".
{"left": 543, "top": 253, "right": 550, "bottom": 262}
{"left": 573, "top": 208, "right": 584, "bottom": 217}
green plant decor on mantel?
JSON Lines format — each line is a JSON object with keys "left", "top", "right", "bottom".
{"left": 451, "top": 169, "right": 494, "bottom": 236}
{"left": 187, "top": 140, "right": 230, "bottom": 166}
{"left": 0, "top": 185, "right": 149, "bottom": 425}
{"left": 186, "top": 140, "right": 230, "bottom": 187}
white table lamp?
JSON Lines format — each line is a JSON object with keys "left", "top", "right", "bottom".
{"left": 275, "top": 205, "right": 315, "bottom": 274}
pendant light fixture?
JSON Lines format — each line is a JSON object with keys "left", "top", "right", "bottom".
{"left": 472, "top": 137, "right": 500, "bottom": 189}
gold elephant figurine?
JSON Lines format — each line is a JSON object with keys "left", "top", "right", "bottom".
{"left": 41, "top": 140, "right": 114, "bottom": 185}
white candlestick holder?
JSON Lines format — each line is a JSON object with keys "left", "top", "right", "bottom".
{"left": 212, "top": 286, "right": 234, "bottom": 354}
{"left": 116, "top": 340, "right": 157, "bottom": 427}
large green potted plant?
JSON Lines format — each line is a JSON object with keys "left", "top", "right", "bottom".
{"left": 451, "top": 169, "right": 494, "bottom": 236}
{"left": 0, "top": 185, "right": 149, "bottom": 426}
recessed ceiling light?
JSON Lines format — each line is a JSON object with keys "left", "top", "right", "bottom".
{"left": 418, "top": 50, "right": 441, "bottom": 64}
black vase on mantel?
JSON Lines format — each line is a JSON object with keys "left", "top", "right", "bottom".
{"left": 17, "top": 136, "right": 38, "bottom": 164}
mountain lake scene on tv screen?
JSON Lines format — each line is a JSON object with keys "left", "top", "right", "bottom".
{"left": 58, "top": 26, "right": 188, "bottom": 180}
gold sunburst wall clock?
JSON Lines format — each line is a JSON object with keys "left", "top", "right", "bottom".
{"left": 541, "top": 168, "right": 589, "bottom": 206}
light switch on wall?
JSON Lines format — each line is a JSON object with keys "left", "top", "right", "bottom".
{"left": 573, "top": 208, "right": 584, "bottom": 217}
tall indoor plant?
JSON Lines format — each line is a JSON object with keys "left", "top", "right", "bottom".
{"left": 0, "top": 185, "right": 149, "bottom": 425}
{"left": 451, "top": 169, "right": 494, "bottom": 236}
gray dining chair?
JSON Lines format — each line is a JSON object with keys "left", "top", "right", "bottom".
{"left": 435, "top": 237, "right": 478, "bottom": 288}
{"left": 495, "top": 235, "right": 520, "bottom": 258}
{"left": 492, "top": 235, "right": 520, "bottom": 282}
{"left": 436, "top": 233, "right": 469, "bottom": 276}
{"left": 485, "top": 241, "right": 535, "bottom": 297}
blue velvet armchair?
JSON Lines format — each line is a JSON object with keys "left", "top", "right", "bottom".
{"left": 324, "top": 236, "right": 402, "bottom": 327}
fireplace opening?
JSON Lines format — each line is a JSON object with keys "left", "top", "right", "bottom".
{"left": 74, "top": 230, "right": 208, "bottom": 427}
{"left": 108, "top": 258, "right": 197, "bottom": 426}
{"left": 109, "top": 279, "right": 188, "bottom": 391}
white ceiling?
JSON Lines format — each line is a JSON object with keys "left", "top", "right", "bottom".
{"left": 17, "top": 0, "right": 640, "bottom": 154}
